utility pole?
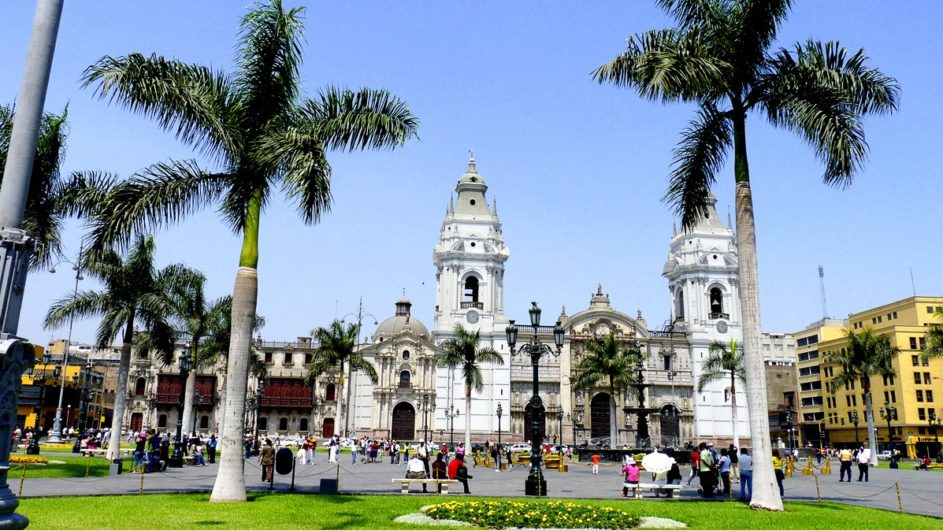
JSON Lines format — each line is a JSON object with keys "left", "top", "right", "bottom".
{"left": 0, "top": 3, "right": 65, "bottom": 529}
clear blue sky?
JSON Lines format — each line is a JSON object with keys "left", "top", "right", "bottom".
{"left": 3, "top": 1, "right": 940, "bottom": 347}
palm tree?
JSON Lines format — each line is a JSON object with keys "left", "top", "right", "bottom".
{"left": 826, "top": 328, "right": 897, "bottom": 466}
{"left": 572, "top": 333, "right": 640, "bottom": 448}
{"left": 43, "top": 235, "right": 197, "bottom": 460}
{"left": 0, "top": 104, "right": 113, "bottom": 269}
{"left": 592, "top": 0, "right": 899, "bottom": 510}
{"left": 166, "top": 273, "right": 232, "bottom": 437}
{"left": 437, "top": 324, "right": 504, "bottom": 449}
{"left": 923, "top": 308, "right": 943, "bottom": 363}
{"left": 81, "top": 0, "right": 418, "bottom": 502}
{"left": 305, "top": 320, "right": 378, "bottom": 438}
{"left": 697, "top": 339, "right": 746, "bottom": 449}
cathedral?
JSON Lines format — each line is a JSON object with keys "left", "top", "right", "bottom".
{"left": 123, "top": 156, "right": 752, "bottom": 448}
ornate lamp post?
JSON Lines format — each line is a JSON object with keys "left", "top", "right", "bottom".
{"left": 71, "top": 358, "right": 102, "bottom": 453}
{"left": 47, "top": 245, "right": 84, "bottom": 443}
{"left": 168, "top": 344, "right": 192, "bottom": 468}
{"left": 25, "top": 360, "right": 60, "bottom": 454}
{"left": 851, "top": 410, "right": 860, "bottom": 447}
{"left": 880, "top": 402, "right": 897, "bottom": 450}
{"left": 416, "top": 395, "right": 431, "bottom": 442}
{"left": 497, "top": 403, "right": 503, "bottom": 447}
{"left": 505, "top": 301, "right": 565, "bottom": 496}
{"left": 445, "top": 405, "right": 461, "bottom": 448}
{"left": 926, "top": 410, "right": 941, "bottom": 461}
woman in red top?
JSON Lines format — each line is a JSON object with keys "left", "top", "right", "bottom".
{"left": 687, "top": 448, "right": 700, "bottom": 485}
{"left": 447, "top": 453, "right": 472, "bottom": 493}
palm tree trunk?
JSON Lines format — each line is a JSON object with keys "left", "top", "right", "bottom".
{"left": 609, "top": 384, "right": 618, "bottom": 449}
{"left": 344, "top": 359, "right": 353, "bottom": 438}
{"left": 865, "top": 392, "right": 878, "bottom": 466}
{"left": 730, "top": 375, "right": 740, "bottom": 450}
{"left": 210, "top": 266, "right": 258, "bottom": 503}
{"left": 464, "top": 383, "right": 472, "bottom": 450}
{"left": 181, "top": 370, "right": 196, "bottom": 437}
{"left": 106, "top": 314, "right": 135, "bottom": 461}
{"left": 733, "top": 114, "right": 783, "bottom": 511}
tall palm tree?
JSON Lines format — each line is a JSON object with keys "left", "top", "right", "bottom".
{"left": 592, "top": 0, "right": 899, "bottom": 510}
{"left": 923, "top": 308, "right": 943, "bottom": 363}
{"left": 43, "top": 235, "right": 197, "bottom": 460}
{"left": 305, "top": 320, "right": 378, "bottom": 437}
{"left": 0, "top": 104, "right": 113, "bottom": 269}
{"left": 81, "top": 0, "right": 417, "bottom": 502}
{"left": 572, "top": 333, "right": 640, "bottom": 448}
{"left": 437, "top": 324, "right": 504, "bottom": 449}
{"left": 697, "top": 339, "right": 746, "bottom": 449}
{"left": 826, "top": 328, "right": 897, "bottom": 466}
{"left": 166, "top": 273, "right": 232, "bottom": 436}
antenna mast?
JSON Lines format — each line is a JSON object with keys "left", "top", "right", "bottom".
{"left": 818, "top": 265, "right": 828, "bottom": 319}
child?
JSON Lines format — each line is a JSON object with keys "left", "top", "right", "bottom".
{"left": 591, "top": 453, "right": 601, "bottom": 475}
{"left": 622, "top": 458, "right": 640, "bottom": 497}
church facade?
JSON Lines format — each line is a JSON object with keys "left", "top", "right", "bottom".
{"left": 121, "top": 156, "right": 753, "bottom": 448}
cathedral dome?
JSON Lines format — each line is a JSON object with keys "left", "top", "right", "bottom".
{"left": 374, "top": 296, "right": 429, "bottom": 340}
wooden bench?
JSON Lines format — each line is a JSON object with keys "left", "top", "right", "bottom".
{"left": 392, "top": 478, "right": 460, "bottom": 494}
{"left": 80, "top": 449, "right": 107, "bottom": 457}
{"left": 624, "top": 482, "right": 683, "bottom": 499}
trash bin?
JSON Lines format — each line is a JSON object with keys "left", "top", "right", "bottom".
{"left": 319, "top": 478, "right": 338, "bottom": 494}
{"left": 110, "top": 458, "right": 124, "bottom": 476}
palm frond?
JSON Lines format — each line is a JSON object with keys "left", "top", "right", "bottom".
{"left": 350, "top": 355, "right": 379, "bottom": 384}
{"left": 257, "top": 124, "right": 332, "bottom": 225}
{"left": 592, "top": 28, "right": 729, "bottom": 104}
{"left": 656, "top": 0, "right": 723, "bottom": 30}
{"left": 663, "top": 104, "right": 731, "bottom": 230}
{"left": 81, "top": 53, "right": 236, "bottom": 158}
{"left": 88, "top": 160, "right": 228, "bottom": 253}
{"left": 306, "top": 87, "right": 419, "bottom": 152}
{"left": 923, "top": 308, "right": 943, "bottom": 362}
{"left": 43, "top": 290, "right": 110, "bottom": 330}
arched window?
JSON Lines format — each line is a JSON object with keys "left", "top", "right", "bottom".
{"left": 135, "top": 378, "right": 146, "bottom": 396}
{"left": 199, "top": 415, "right": 209, "bottom": 429}
{"left": 709, "top": 287, "right": 725, "bottom": 318}
{"left": 463, "top": 277, "right": 480, "bottom": 308}
{"left": 158, "top": 414, "right": 167, "bottom": 428}
{"left": 402, "top": 350, "right": 410, "bottom": 361}
{"left": 299, "top": 418, "right": 309, "bottom": 432}
{"left": 258, "top": 417, "right": 268, "bottom": 432}
{"left": 675, "top": 290, "right": 685, "bottom": 320}
{"left": 278, "top": 417, "right": 288, "bottom": 431}
{"left": 399, "top": 370, "right": 411, "bottom": 388}
{"left": 326, "top": 383, "right": 336, "bottom": 401}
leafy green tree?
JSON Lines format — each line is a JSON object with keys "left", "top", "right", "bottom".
{"left": 697, "top": 339, "right": 746, "bottom": 449}
{"left": 572, "top": 333, "right": 640, "bottom": 448}
{"left": 826, "top": 328, "right": 897, "bottom": 466}
{"left": 923, "top": 308, "right": 943, "bottom": 364}
{"left": 43, "top": 235, "right": 197, "bottom": 460}
{"left": 305, "top": 320, "right": 378, "bottom": 437}
{"left": 81, "top": 0, "right": 417, "bottom": 502}
{"left": 0, "top": 105, "right": 112, "bottom": 269}
{"left": 592, "top": 0, "right": 899, "bottom": 510}
{"left": 437, "top": 324, "right": 504, "bottom": 449}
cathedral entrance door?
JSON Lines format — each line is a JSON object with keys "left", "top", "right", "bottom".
{"left": 322, "top": 418, "right": 335, "bottom": 438}
{"left": 391, "top": 402, "right": 416, "bottom": 441}
{"left": 660, "top": 405, "right": 680, "bottom": 447}
{"left": 131, "top": 413, "right": 143, "bottom": 433}
{"left": 590, "top": 393, "right": 611, "bottom": 441}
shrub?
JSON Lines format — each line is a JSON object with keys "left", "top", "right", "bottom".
{"left": 423, "top": 500, "right": 641, "bottom": 529}
{"left": 10, "top": 455, "right": 48, "bottom": 465}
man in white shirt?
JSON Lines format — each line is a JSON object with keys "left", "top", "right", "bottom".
{"left": 856, "top": 446, "right": 871, "bottom": 482}
{"left": 406, "top": 454, "right": 428, "bottom": 492}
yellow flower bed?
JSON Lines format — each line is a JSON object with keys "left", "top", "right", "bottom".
{"left": 423, "top": 500, "right": 640, "bottom": 529}
{"left": 40, "top": 444, "right": 75, "bottom": 450}
{"left": 10, "top": 455, "right": 48, "bottom": 465}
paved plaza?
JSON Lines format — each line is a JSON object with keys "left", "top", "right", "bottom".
{"left": 16, "top": 454, "right": 943, "bottom": 519}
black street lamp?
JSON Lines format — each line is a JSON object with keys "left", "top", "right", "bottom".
{"left": 505, "top": 301, "right": 565, "bottom": 496}
{"left": 497, "top": 403, "right": 503, "bottom": 447}
{"left": 416, "top": 395, "right": 431, "bottom": 443}
{"left": 71, "top": 359, "right": 102, "bottom": 453}
{"left": 168, "top": 344, "right": 192, "bottom": 468}
{"left": 880, "top": 402, "right": 897, "bottom": 449}
{"left": 927, "top": 410, "right": 941, "bottom": 461}
{"left": 445, "top": 405, "right": 460, "bottom": 448}
{"left": 851, "top": 411, "right": 860, "bottom": 447}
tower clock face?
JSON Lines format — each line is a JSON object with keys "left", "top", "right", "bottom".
{"left": 716, "top": 320, "right": 728, "bottom": 334}
{"left": 466, "top": 310, "right": 479, "bottom": 324}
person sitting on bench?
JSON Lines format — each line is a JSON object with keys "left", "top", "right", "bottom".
{"left": 622, "top": 458, "right": 640, "bottom": 497}
{"left": 406, "top": 454, "right": 428, "bottom": 492}
{"left": 432, "top": 453, "right": 449, "bottom": 492}
{"left": 448, "top": 453, "right": 472, "bottom": 494}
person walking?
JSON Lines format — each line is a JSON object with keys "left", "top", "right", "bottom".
{"left": 207, "top": 434, "right": 217, "bottom": 464}
{"left": 328, "top": 436, "right": 338, "bottom": 463}
{"left": 718, "top": 448, "right": 732, "bottom": 498}
{"left": 687, "top": 446, "right": 700, "bottom": 486}
{"left": 856, "top": 446, "right": 870, "bottom": 482}
{"left": 259, "top": 439, "right": 275, "bottom": 482}
{"left": 838, "top": 448, "right": 853, "bottom": 482}
{"left": 591, "top": 452, "right": 601, "bottom": 475}
{"left": 698, "top": 443, "right": 715, "bottom": 497}
{"left": 738, "top": 448, "right": 753, "bottom": 502}
{"left": 772, "top": 449, "right": 785, "bottom": 498}
{"left": 728, "top": 444, "right": 739, "bottom": 483}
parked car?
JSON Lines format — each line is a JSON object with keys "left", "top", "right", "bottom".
{"left": 877, "top": 450, "right": 893, "bottom": 460}
{"left": 508, "top": 443, "right": 532, "bottom": 453}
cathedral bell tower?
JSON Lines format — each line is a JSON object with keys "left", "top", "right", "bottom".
{"left": 662, "top": 192, "right": 747, "bottom": 445}
{"left": 432, "top": 154, "right": 510, "bottom": 440}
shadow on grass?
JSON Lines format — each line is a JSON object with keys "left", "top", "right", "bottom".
{"left": 192, "top": 521, "right": 225, "bottom": 526}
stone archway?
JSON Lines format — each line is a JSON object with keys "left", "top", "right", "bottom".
{"left": 590, "top": 393, "right": 611, "bottom": 440}
{"left": 391, "top": 402, "right": 416, "bottom": 441}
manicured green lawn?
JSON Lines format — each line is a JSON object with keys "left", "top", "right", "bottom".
{"left": 17, "top": 494, "right": 941, "bottom": 529}
{"left": 12, "top": 456, "right": 130, "bottom": 479}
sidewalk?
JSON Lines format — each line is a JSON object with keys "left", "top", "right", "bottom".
{"left": 16, "top": 456, "right": 943, "bottom": 518}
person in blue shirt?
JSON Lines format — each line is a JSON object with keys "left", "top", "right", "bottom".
{"left": 718, "top": 448, "right": 732, "bottom": 498}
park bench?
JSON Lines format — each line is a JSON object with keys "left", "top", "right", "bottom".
{"left": 623, "top": 482, "right": 682, "bottom": 499}
{"left": 79, "top": 448, "right": 107, "bottom": 457}
{"left": 392, "top": 478, "right": 460, "bottom": 494}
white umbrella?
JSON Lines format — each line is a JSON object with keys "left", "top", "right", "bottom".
{"left": 641, "top": 452, "right": 675, "bottom": 474}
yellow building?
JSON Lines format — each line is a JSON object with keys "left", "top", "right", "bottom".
{"left": 797, "top": 297, "right": 943, "bottom": 458}
{"left": 794, "top": 318, "right": 847, "bottom": 448}
{"left": 17, "top": 345, "right": 107, "bottom": 433}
